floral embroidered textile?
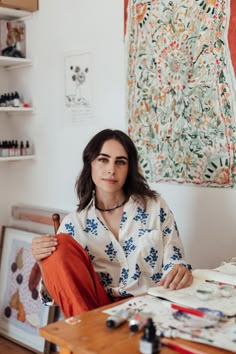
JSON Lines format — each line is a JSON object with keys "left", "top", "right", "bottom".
{"left": 126, "top": 0, "right": 236, "bottom": 186}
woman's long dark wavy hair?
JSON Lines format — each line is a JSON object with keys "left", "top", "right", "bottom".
{"left": 75, "top": 129, "right": 158, "bottom": 211}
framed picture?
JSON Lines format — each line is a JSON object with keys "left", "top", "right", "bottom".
{"left": 0, "top": 226, "right": 55, "bottom": 354}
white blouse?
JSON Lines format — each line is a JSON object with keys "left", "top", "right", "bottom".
{"left": 53, "top": 195, "right": 191, "bottom": 299}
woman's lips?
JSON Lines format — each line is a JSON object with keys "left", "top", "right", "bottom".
{"left": 103, "top": 179, "right": 117, "bottom": 184}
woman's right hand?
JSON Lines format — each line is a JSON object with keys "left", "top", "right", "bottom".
{"left": 32, "top": 234, "right": 58, "bottom": 262}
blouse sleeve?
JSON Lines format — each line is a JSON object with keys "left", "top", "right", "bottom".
{"left": 160, "top": 199, "right": 192, "bottom": 276}
{"left": 57, "top": 214, "right": 76, "bottom": 237}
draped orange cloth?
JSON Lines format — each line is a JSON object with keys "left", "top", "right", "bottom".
{"left": 41, "top": 234, "right": 111, "bottom": 317}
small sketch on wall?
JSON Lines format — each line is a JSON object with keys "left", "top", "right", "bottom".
{"left": 64, "top": 51, "right": 94, "bottom": 124}
{"left": 69, "top": 65, "right": 89, "bottom": 106}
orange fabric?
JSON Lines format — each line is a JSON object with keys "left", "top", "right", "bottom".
{"left": 41, "top": 233, "right": 112, "bottom": 317}
{"left": 229, "top": 0, "right": 236, "bottom": 75}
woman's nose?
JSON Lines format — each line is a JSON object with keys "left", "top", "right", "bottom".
{"left": 107, "top": 163, "right": 115, "bottom": 174}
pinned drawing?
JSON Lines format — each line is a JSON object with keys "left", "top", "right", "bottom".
{"left": 65, "top": 52, "right": 93, "bottom": 107}
{"left": 64, "top": 51, "right": 94, "bottom": 123}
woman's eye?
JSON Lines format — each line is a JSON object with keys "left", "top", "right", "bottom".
{"left": 98, "top": 158, "right": 107, "bottom": 163}
{"left": 116, "top": 160, "right": 126, "bottom": 166}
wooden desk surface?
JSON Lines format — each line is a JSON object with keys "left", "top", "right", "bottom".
{"left": 39, "top": 301, "right": 232, "bottom": 354}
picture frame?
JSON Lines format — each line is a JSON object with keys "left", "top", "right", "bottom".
{"left": 0, "top": 226, "right": 55, "bottom": 354}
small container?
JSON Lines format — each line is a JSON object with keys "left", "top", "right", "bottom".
{"left": 219, "top": 285, "right": 234, "bottom": 297}
{"left": 139, "top": 318, "right": 160, "bottom": 354}
{"left": 196, "top": 289, "right": 213, "bottom": 301}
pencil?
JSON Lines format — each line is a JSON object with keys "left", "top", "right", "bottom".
{"left": 169, "top": 326, "right": 213, "bottom": 343}
{"left": 161, "top": 301, "right": 218, "bottom": 320}
{"left": 161, "top": 338, "right": 207, "bottom": 354}
{"left": 205, "top": 280, "right": 236, "bottom": 288}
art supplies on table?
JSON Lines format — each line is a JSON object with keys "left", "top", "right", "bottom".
{"left": 103, "top": 292, "right": 236, "bottom": 353}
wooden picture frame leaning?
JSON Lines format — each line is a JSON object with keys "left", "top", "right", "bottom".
{"left": 0, "top": 226, "right": 55, "bottom": 354}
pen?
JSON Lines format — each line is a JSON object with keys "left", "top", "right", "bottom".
{"left": 169, "top": 326, "right": 214, "bottom": 343}
{"left": 205, "top": 279, "right": 236, "bottom": 288}
{"left": 129, "top": 312, "right": 149, "bottom": 332}
{"left": 129, "top": 318, "right": 146, "bottom": 332}
{"left": 171, "top": 304, "right": 206, "bottom": 317}
{"left": 161, "top": 337, "right": 206, "bottom": 354}
{"left": 106, "top": 310, "right": 132, "bottom": 329}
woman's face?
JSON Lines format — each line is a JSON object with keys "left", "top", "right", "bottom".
{"left": 91, "top": 139, "right": 129, "bottom": 195}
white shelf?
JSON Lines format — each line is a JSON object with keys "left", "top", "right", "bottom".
{"left": 0, "top": 6, "right": 35, "bottom": 165}
{"left": 0, "top": 155, "right": 35, "bottom": 162}
{"left": 0, "top": 56, "right": 32, "bottom": 69}
{"left": 0, "top": 7, "right": 31, "bottom": 19}
{"left": 0, "top": 107, "right": 34, "bottom": 113}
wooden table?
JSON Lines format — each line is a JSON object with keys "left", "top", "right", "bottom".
{"left": 39, "top": 301, "right": 232, "bottom": 354}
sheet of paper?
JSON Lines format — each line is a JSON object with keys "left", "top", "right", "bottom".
{"left": 148, "top": 279, "right": 236, "bottom": 316}
{"left": 193, "top": 268, "right": 236, "bottom": 284}
{"left": 148, "top": 268, "right": 236, "bottom": 316}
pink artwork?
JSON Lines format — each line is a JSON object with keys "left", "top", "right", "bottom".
{"left": 0, "top": 227, "right": 54, "bottom": 353}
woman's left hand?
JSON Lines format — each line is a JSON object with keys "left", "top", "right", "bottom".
{"left": 158, "top": 264, "right": 193, "bottom": 290}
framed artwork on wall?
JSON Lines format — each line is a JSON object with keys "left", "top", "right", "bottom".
{"left": 0, "top": 226, "right": 55, "bottom": 354}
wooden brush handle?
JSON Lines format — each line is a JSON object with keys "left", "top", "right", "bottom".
{"left": 52, "top": 213, "right": 61, "bottom": 233}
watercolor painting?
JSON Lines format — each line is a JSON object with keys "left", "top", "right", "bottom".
{"left": 0, "top": 227, "right": 54, "bottom": 353}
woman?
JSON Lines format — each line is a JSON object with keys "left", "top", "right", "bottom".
{"left": 32, "top": 129, "right": 193, "bottom": 317}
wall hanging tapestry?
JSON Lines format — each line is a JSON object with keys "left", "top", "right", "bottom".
{"left": 126, "top": 0, "right": 236, "bottom": 187}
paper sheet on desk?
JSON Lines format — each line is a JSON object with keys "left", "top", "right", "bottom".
{"left": 194, "top": 267, "right": 236, "bottom": 284}
{"left": 215, "top": 263, "right": 236, "bottom": 276}
{"left": 103, "top": 295, "right": 236, "bottom": 353}
{"left": 148, "top": 268, "right": 236, "bottom": 317}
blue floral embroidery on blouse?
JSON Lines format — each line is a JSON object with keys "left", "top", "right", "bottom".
{"left": 171, "top": 246, "right": 182, "bottom": 260}
{"left": 64, "top": 222, "right": 75, "bottom": 236}
{"left": 104, "top": 242, "right": 117, "bottom": 261}
{"left": 84, "top": 246, "right": 95, "bottom": 260}
{"left": 120, "top": 211, "right": 128, "bottom": 229}
{"left": 160, "top": 208, "right": 167, "bottom": 223}
{"left": 151, "top": 272, "right": 163, "bottom": 283}
{"left": 133, "top": 207, "right": 148, "bottom": 225}
{"left": 162, "top": 262, "right": 174, "bottom": 271}
{"left": 100, "top": 272, "right": 113, "bottom": 287}
{"left": 131, "top": 264, "right": 141, "bottom": 280}
{"left": 137, "top": 229, "right": 152, "bottom": 237}
{"left": 123, "top": 237, "right": 136, "bottom": 257}
{"left": 118, "top": 289, "right": 129, "bottom": 297}
{"left": 144, "top": 247, "right": 158, "bottom": 268}
{"left": 180, "top": 263, "right": 192, "bottom": 271}
{"left": 163, "top": 262, "right": 192, "bottom": 272}
{"left": 163, "top": 227, "right": 172, "bottom": 236}
{"left": 119, "top": 268, "right": 129, "bottom": 285}
{"left": 83, "top": 218, "right": 98, "bottom": 235}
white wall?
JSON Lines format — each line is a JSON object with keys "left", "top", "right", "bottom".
{"left": 1, "top": 0, "right": 236, "bottom": 269}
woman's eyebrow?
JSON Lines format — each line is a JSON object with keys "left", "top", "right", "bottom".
{"left": 98, "top": 153, "right": 128, "bottom": 160}
{"left": 116, "top": 156, "right": 128, "bottom": 161}
{"left": 98, "top": 153, "right": 110, "bottom": 157}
